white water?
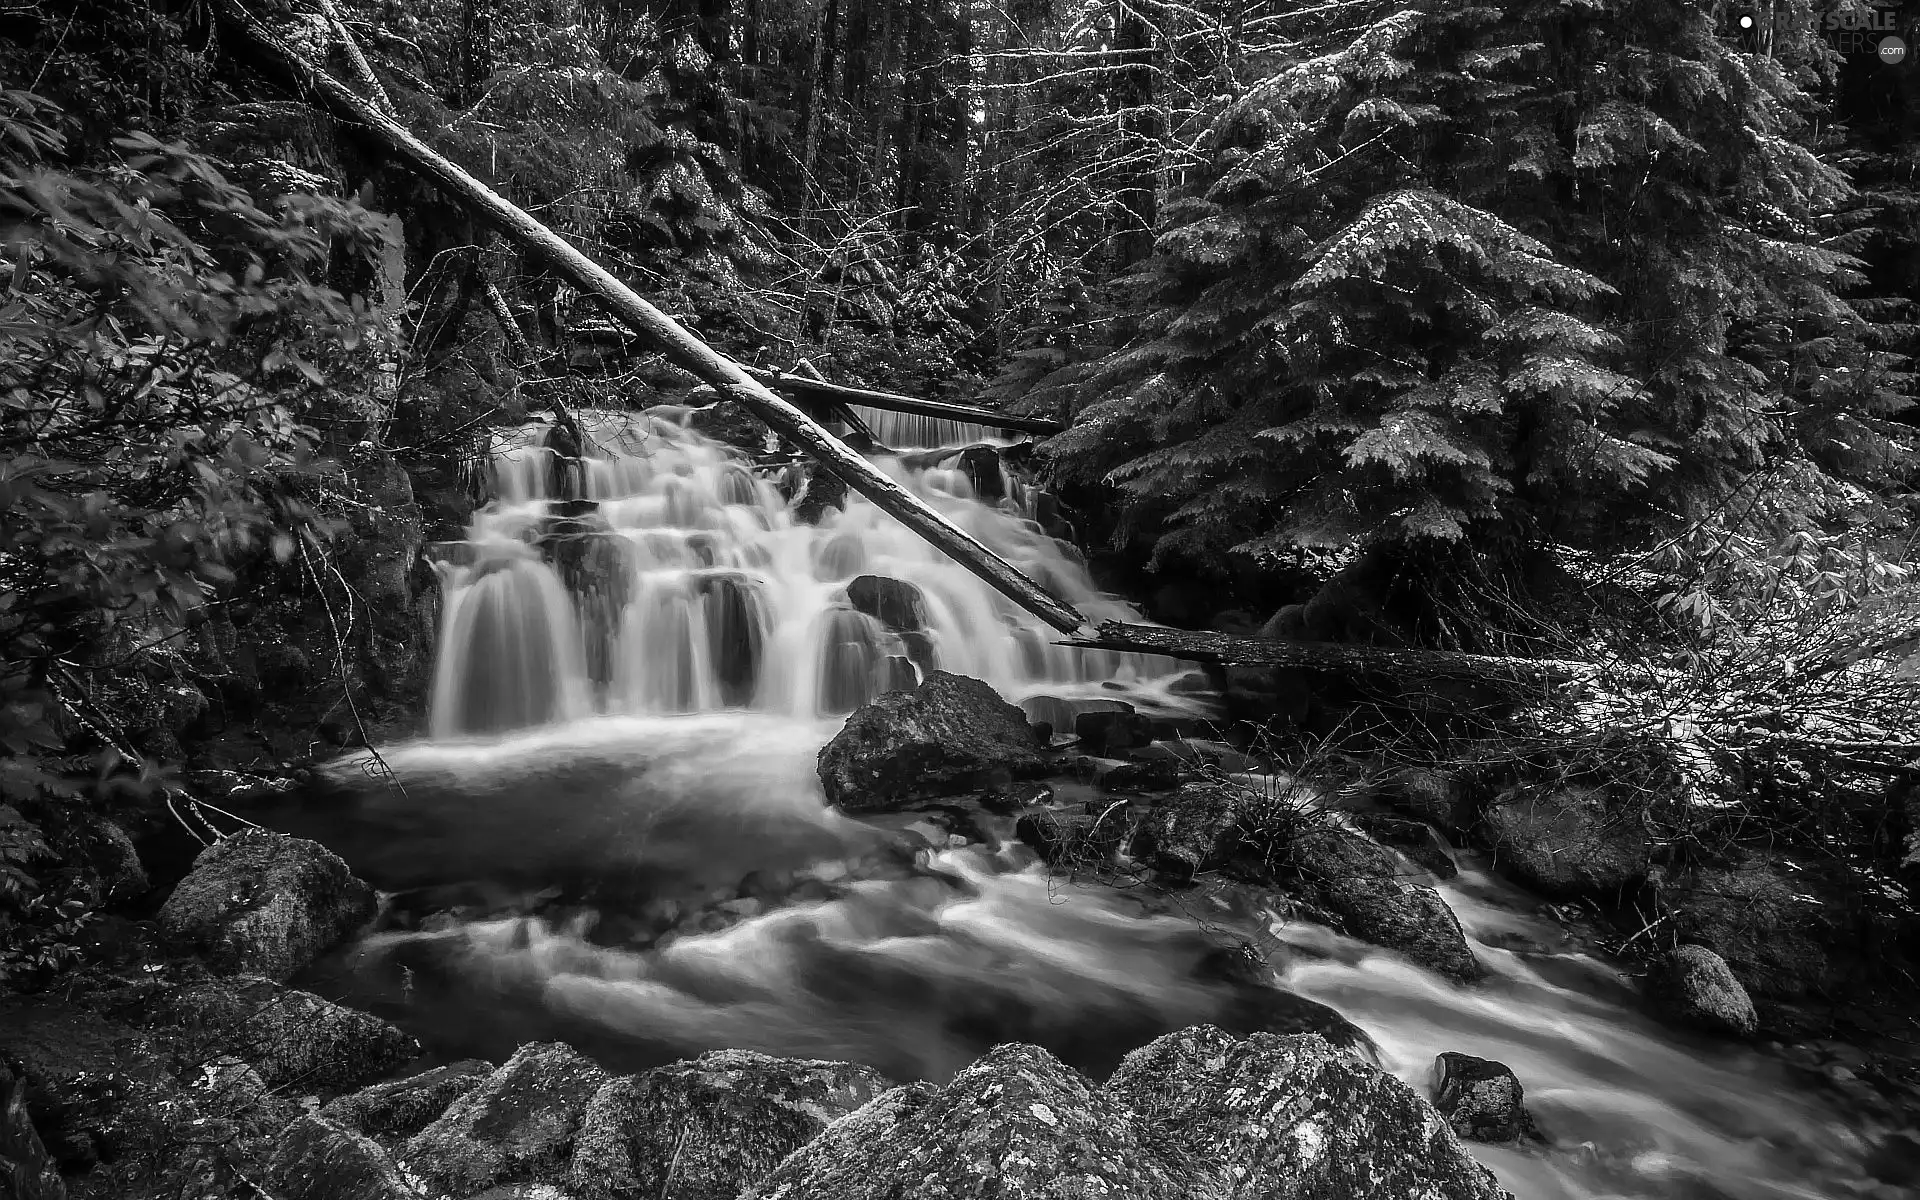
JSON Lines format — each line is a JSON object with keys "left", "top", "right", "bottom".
{"left": 427, "top": 411, "right": 1171, "bottom": 739}
{"left": 309, "top": 410, "right": 1888, "bottom": 1200}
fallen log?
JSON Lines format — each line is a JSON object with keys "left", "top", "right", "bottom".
{"left": 1062, "top": 621, "right": 1587, "bottom": 692}
{"left": 740, "top": 367, "right": 1065, "bottom": 436}
{"left": 214, "top": 0, "right": 1087, "bottom": 635}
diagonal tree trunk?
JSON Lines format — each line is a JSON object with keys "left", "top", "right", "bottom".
{"left": 212, "top": 0, "right": 1087, "bottom": 636}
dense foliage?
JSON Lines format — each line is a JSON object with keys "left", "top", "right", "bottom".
{"left": 1034, "top": 1, "right": 1916, "bottom": 573}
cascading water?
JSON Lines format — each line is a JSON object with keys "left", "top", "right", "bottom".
{"left": 426, "top": 411, "right": 1165, "bottom": 739}
{"left": 293, "top": 407, "right": 1898, "bottom": 1200}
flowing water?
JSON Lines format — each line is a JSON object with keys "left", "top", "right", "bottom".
{"left": 293, "top": 410, "right": 1889, "bottom": 1200}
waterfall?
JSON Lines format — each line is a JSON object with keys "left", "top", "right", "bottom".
{"left": 427, "top": 409, "right": 1173, "bottom": 737}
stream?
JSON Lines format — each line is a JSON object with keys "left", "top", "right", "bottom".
{"left": 282, "top": 407, "right": 1885, "bottom": 1200}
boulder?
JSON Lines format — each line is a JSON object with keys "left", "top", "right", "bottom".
{"left": 401, "top": 1042, "right": 610, "bottom": 1199}
{"left": 1483, "top": 786, "right": 1650, "bottom": 899}
{"left": 1017, "top": 695, "right": 1128, "bottom": 739}
{"left": 1431, "top": 1053, "right": 1539, "bottom": 1144}
{"left": 1108, "top": 1028, "right": 1506, "bottom": 1197}
{"left": 1127, "top": 739, "right": 1260, "bottom": 775}
{"left": 843, "top": 576, "right": 928, "bottom": 633}
{"left": 748, "top": 1044, "right": 1180, "bottom": 1199}
{"left": 0, "top": 1001, "right": 175, "bottom": 1169}
{"left": 188, "top": 1056, "right": 300, "bottom": 1142}
{"left": 568, "top": 1051, "right": 892, "bottom": 1200}
{"left": 268, "top": 1115, "right": 421, "bottom": 1200}
{"left": 322, "top": 1061, "right": 495, "bottom": 1140}
{"left": 162, "top": 977, "right": 419, "bottom": 1092}
{"left": 1195, "top": 948, "right": 1374, "bottom": 1054}
{"left": 79, "top": 817, "right": 148, "bottom": 905}
{"left": 1274, "top": 821, "right": 1479, "bottom": 980}
{"left": 1015, "top": 806, "right": 1132, "bottom": 868}
{"left": 684, "top": 399, "right": 767, "bottom": 453}
{"left": 749, "top": 1029, "right": 1508, "bottom": 1200}
{"left": 1651, "top": 945, "right": 1758, "bottom": 1038}
{"left": 1660, "top": 859, "right": 1834, "bottom": 1001}
{"left": 1128, "top": 782, "right": 1246, "bottom": 882}
{"left": 1099, "top": 758, "right": 1187, "bottom": 793}
{"left": 158, "top": 829, "right": 376, "bottom": 982}
{"left": 1073, "top": 705, "right": 1156, "bottom": 756}
{"left": 817, "top": 672, "right": 1047, "bottom": 812}
{"left": 1372, "top": 767, "right": 1476, "bottom": 836}
{"left": 1352, "top": 812, "right": 1458, "bottom": 880}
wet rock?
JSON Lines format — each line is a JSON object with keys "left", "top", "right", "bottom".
{"left": 159, "top": 829, "right": 376, "bottom": 982}
{"left": 568, "top": 1051, "right": 892, "bottom": 1200}
{"left": 1274, "top": 821, "right": 1479, "bottom": 980}
{"left": 79, "top": 817, "right": 148, "bottom": 905}
{"left": 1660, "top": 859, "right": 1834, "bottom": 1001}
{"left": 401, "top": 1042, "right": 610, "bottom": 1198}
{"left": 162, "top": 976, "right": 419, "bottom": 1092}
{"left": 1431, "top": 1053, "right": 1538, "bottom": 1144}
{"left": 684, "top": 399, "right": 767, "bottom": 453}
{"left": 792, "top": 466, "right": 849, "bottom": 523}
{"left": 878, "top": 654, "right": 918, "bottom": 694}
{"left": 844, "top": 575, "right": 928, "bottom": 633}
{"left": 1017, "top": 695, "right": 1127, "bottom": 739}
{"left": 1129, "top": 782, "right": 1245, "bottom": 881}
{"left": 1073, "top": 705, "right": 1156, "bottom": 756}
{"left": 1015, "top": 806, "right": 1132, "bottom": 868}
{"left": 1372, "top": 766, "right": 1476, "bottom": 836}
{"left": 0, "top": 1001, "right": 175, "bottom": 1169}
{"left": 956, "top": 444, "right": 1006, "bottom": 501}
{"left": 1167, "top": 670, "right": 1214, "bottom": 696}
{"left": 1352, "top": 812, "right": 1458, "bottom": 880}
{"left": 1128, "top": 738, "right": 1260, "bottom": 775}
{"left": 979, "top": 781, "right": 1052, "bottom": 815}
{"left": 1119, "top": 1028, "right": 1506, "bottom": 1197}
{"left": 1196, "top": 948, "right": 1374, "bottom": 1054}
{"left": 817, "top": 671, "right": 1048, "bottom": 812}
{"left": 322, "top": 1061, "right": 495, "bottom": 1140}
{"left": 749, "top": 1044, "right": 1180, "bottom": 1199}
{"left": 754, "top": 1028, "right": 1507, "bottom": 1198}
{"left": 1099, "top": 758, "right": 1187, "bottom": 793}
{"left": 1483, "top": 786, "right": 1650, "bottom": 898}
{"left": 1651, "top": 945, "right": 1758, "bottom": 1038}
{"left": 268, "top": 1114, "right": 421, "bottom": 1200}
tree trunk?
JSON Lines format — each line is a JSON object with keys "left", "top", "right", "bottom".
{"left": 1113, "top": 7, "right": 1159, "bottom": 267}
{"left": 213, "top": 0, "right": 1087, "bottom": 635}
{"left": 1067, "top": 621, "right": 1587, "bottom": 692}
{"left": 801, "top": 0, "right": 840, "bottom": 234}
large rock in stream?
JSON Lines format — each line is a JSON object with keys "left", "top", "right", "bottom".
{"left": 160, "top": 976, "right": 420, "bottom": 1092}
{"left": 1482, "top": 785, "right": 1651, "bottom": 899}
{"left": 1650, "top": 944, "right": 1758, "bottom": 1038}
{"left": 400, "top": 1042, "right": 610, "bottom": 1199}
{"left": 817, "top": 671, "right": 1048, "bottom": 812}
{"left": 1276, "top": 822, "right": 1481, "bottom": 981}
{"left": 158, "top": 829, "right": 376, "bottom": 982}
{"left": 749, "top": 1027, "right": 1509, "bottom": 1199}
{"left": 568, "top": 1050, "right": 893, "bottom": 1200}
